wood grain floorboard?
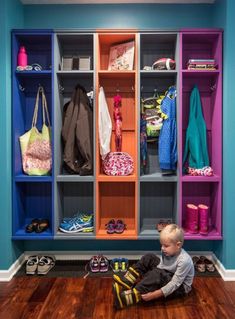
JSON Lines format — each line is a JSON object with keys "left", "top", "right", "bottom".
{"left": 0, "top": 276, "right": 235, "bottom": 319}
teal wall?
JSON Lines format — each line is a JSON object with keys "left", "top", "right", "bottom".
{"left": 23, "top": 3, "right": 213, "bottom": 29}
{"left": 0, "top": 0, "right": 24, "bottom": 270}
{"left": 213, "top": 0, "right": 235, "bottom": 269}
{"left": 1, "top": 0, "right": 234, "bottom": 271}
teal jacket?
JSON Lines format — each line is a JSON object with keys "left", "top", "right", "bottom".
{"left": 183, "top": 85, "right": 209, "bottom": 169}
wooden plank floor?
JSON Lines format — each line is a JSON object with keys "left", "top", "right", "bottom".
{"left": 0, "top": 276, "right": 235, "bottom": 319}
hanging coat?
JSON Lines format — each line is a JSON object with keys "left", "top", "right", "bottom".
{"left": 98, "top": 87, "right": 112, "bottom": 159}
{"left": 159, "top": 86, "right": 177, "bottom": 171}
{"left": 61, "top": 84, "right": 93, "bottom": 175}
{"left": 183, "top": 85, "right": 209, "bottom": 169}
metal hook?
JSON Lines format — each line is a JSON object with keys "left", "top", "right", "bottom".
{"left": 59, "top": 84, "right": 64, "bottom": 93}
{"left": 116, "top": 83, "right": 120, "bottom": 93}
{"left": 210, "top": 84, "right": 216, "bottom": 91}
{"left": 19, "top": 84, "right": 25, "bottom": 92}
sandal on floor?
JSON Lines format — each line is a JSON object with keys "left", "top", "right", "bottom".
{"left": 195, "top": 258, "right": 206, "bottom": 273}
{"left": 25, "top": 219, "right": 40, "bottom": 233}
{"left": 200, "top": 256, "right": 215, "bottom": 272}
{"left": 26, "top": 255, "right": 39, "bottom": 275}
{"left": 37, "top": 255, "right": 55, "bottom": 275}
{"left": 192, "top": 256, "right": 200, "bottom": 265}
{"left": 35, "top": 219, "right": 50, "bottom": 233}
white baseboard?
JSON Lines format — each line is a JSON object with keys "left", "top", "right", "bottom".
{"left": 212, "top": 253, "right": 235, "bottom": 281}
{"left": 0, "top": 253, "right": 25, "bottom": 282}
{"left": 1, "top": 251, "right": 235, "bottom": 282}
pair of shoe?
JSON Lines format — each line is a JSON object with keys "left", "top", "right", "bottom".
{"left": 113, "top": 282, "right": 141, "bottom": 310}
{"left": 59, "top": 212, "right": 94, "bottom": 233}
{"left": 110, "top": 258, "right": 129, "bottom": 273}
{"left": 25, "top": 218, "right": 49, "bottom": 233}
{"left": 192, "top": 256, "right": 215, "bottom": 273}
{"left": 105, "top": 219, "right": 126, "bottom": 234}
{"left": 156, "top": 219, "right": 171, "bottom": 232}
{"left": 26, "top": 255, "right": 55, "bottom": 275}
{"left": 112, "top": 266, "right": 141, "bottom": 309}
{"left": 186, "top": 204, "right": 209, "bottom": 235}
{"left": 89, "top": 255, "right": 109, "bottom": 273}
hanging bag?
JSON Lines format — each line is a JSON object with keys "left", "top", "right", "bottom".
{"left": 19, "top": 86, "right": 52, "bottom": 175}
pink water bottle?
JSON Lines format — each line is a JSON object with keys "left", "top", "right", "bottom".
{"left": 17, "top": 46, "right": 28, "bottom": 67}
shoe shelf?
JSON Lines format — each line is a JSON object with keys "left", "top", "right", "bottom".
{"left": 180, "top": 181, "right": 222, "bottom": 240}
{"left": 12, "top": 182, "right": 53, "bottom": 239}
{"left": 96, "top": 181, "right": 138, "bottom": 239}
{"left": 138, "top": 182, "right": 177, "bottom": 239}
{"left": 12, "top": 29, "right": 222, "bottom": 240}
{"left": 54, "top": 181, "right": 95, "bottom": 239}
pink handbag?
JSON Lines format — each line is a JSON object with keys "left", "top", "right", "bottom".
{"left": 102, "top": 152, "right": 134, "bottom": 176}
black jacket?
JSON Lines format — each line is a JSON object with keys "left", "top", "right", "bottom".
{"left": 61, "top": 84, "right": 93, "bottom": 175}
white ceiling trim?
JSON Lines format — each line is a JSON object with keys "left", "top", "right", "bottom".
{"left": 20, "top": 0, "right": 216, "bottom": 5}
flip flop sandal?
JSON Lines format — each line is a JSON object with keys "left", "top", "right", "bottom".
{"left": 26, "top": 255, "right": 39, "bottom": 275}
{"left": 25, "top": 218, "right": 40, "bottom": 233}
{"left": 35, "top": 219, "right": 50, "bottom": 233}
{"left": 37, "top": 255, "right": 55, "bottom": 275}
{"left": 200, "top": 256, "right": 215, "bottom": 272}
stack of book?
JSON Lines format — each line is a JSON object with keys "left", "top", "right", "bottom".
{"left": 187, "top": 59, "right": 217, "bottom": 70}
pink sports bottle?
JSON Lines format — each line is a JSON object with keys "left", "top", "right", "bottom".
{"left": 185, "top": 204, "right": 199, "bottom": 234}
{"left": 17, "top": 46, "right": 28, "bottom": 67}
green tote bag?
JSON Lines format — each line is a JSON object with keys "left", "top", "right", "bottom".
{"left": 19, "top": 86, "right": 52, "bottom": 175}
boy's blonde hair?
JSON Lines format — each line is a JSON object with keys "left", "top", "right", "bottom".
{"left": 160, "top": 224, "right": 184, "bottom": 244}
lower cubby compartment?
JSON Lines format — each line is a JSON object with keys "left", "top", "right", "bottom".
{"left": 55, "top": 182, "right": 95, "bottom": 238}
{"left": 181, "top": 181, "right": 222, "bottom": 239}
{"left": 139, "top": 182, "right": 177, "bottom": 238}
{"left": 96, "top": 181, "right": 137, "bottom": 239}
{"left": 12, "top": 182, "right": 53, "bottom": 239}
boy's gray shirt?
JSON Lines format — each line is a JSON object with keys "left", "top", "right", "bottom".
{"left": 157, "top": 248, "right": 194, "bottom": 297}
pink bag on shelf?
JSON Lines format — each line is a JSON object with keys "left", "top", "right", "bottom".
{"left": 102, "top": 152, "right": 134, "bottom": 176}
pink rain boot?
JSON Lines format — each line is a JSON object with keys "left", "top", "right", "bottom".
{"left": 198, "top": 204, "right": 209, "bottom": 235}
{"left": 185, "top": 204, "right": 199, "bottom": 234}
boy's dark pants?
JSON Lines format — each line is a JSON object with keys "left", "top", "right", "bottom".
{"left": 134, "top": 253, "right": 185, "bottom": 297}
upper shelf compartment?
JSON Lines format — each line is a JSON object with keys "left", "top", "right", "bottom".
{"left": 181, "top": 32, "right": 222, "bottom": 71}
{"left": 55, "top": 33, "right": 94, "bottom": 72}
{"left": 97, "top": 33, "right": 137, "bottom": 71}
{"left": 12, "top": 32, "right": 52, "bottom": 72}
{"left": 140, "top": 33, "right": 178, "bottom": 71}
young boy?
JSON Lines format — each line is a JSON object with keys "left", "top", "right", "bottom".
{"left": 113, "top": 224, "right": 194, "bottom": 309}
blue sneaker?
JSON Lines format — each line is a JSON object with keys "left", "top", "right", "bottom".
{"left": 62, "top": 212, "right": 93, "bottom": 224}
{"left": 59, "top": 214, "right": 94, "bottom": 233}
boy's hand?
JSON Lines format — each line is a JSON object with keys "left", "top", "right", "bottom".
{"left": 141, "top": 289, "right": 163, "bottom": 301}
